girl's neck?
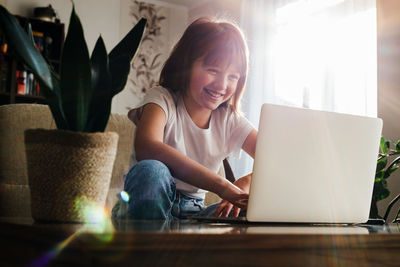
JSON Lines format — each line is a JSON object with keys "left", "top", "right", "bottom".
{"left": 182, "top": 95, "right": 212, "bottom": 129}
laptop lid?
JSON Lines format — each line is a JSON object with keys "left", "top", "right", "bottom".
{"left": 247, "top": 103, "right": 382, "bottom": 223}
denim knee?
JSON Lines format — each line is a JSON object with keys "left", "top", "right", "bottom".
{"left": 121, "top": 160, "right": 177, "bottom": 220}
{"left": 124, "top": 159, "right": 174, "bottom": 194}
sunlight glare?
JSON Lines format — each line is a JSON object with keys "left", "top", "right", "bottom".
{"left": 272, "top": 0, "right": 376, "bottom": 117}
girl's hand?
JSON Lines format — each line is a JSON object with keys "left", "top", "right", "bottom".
{"left": 214, "top": 174, "right": 252, "bottom": 217}
{"left": 214, "top": 200, "right": 242, "bottom": 217}
{"left": 218, "top": 184, "right": 248, "bottom": 209}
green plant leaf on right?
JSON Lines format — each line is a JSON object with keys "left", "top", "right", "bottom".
{"left": 380, "top": 136, "right": 390, "bottom": 154}
{"left": 376, "top": 156, "right": 387, "bottom": 173}
{"left": 370, "top": 137, "right": 400, "bottom": 219}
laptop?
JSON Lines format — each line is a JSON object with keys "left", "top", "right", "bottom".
{"left": 194, "top": 103, "right": 382, "bottom": 224}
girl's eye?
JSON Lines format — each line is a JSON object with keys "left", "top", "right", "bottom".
{"left": 207, "top": 68, "right": 218, "bottom": 74}
{"left": 229, "top": 74, "right": 240, "bottom": 81}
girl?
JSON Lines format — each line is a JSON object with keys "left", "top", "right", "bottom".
{"left": 112, "top": 17, "right": 258, "bottom": 220}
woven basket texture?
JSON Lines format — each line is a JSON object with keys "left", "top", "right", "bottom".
{"left": 25, "top": 129, "right": 118, "bottom": 222}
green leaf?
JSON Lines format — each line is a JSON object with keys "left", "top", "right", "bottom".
{"left": 109, "top": 18, "right": 146, "bottom": 96}
{"left": 25, "top": 22, "right": 36, "bottom": 47}
{"left": 86, "top": 36, "right": 112, "bottom": 132}
{"left": 396, "top": 140, "right": 400, "bottom": 152}
{"left": 379, "top": 188, "right": 390, "bottom": 201}
{"left": 60, "top": 6, "right": 92, "bottom": 132}
{"left": 376, "top": 156, "right": 387, "bottom": 172}
{"left": 45, "top": 73, "right": 69, "bottom": 129}
{"left": 370, "top": 176, "right": 393, "bottom": 218}
{"left": 0, "top": 6, "right": 53, "bottom": 90}
{"left": 375, "top": 170, "right": 385, "bottom": 180}
{"left": 373, "top": 180, "right": 390, "bottom": 201}
{"left": 380, "top": 136, "right": 389, "bottom": 154}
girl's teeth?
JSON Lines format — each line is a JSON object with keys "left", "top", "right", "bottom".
{"left": 206, "top": 89, "right": 222, "bottom": 97}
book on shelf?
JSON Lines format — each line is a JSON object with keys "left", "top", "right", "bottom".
{"left": 16, "top": 70, "right": 26, "bottom": 95}
{"left": 16, "top": 69, "right": 41, "bottom": 96}
{"left": 32, "top": 30, "right": 44, "bottom": 53}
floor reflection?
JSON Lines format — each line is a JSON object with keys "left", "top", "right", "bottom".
{"left": 110, "top": 218, "right": 400, "bottom": 235}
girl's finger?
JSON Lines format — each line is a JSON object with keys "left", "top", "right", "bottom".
{"left": 213, "top": 204, "right": 223, "bottom": 217}
{"left": 233, "top": 206, "right": 241, "bottom": 217}
{"left": 235, "top": 198, "right": 248, "bottom": 209}
{"left": 222, "top": 203, "right": 233, "bottom": 217}
{"left": 213, "top": 200, "right": 228, "bottom": 217}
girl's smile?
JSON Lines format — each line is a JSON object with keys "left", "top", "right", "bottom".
{"left": 204, "top": 87, "right": 224, "bottom": 101}
{"left": 183, "top": 58, "right": 240, "bottom": 127}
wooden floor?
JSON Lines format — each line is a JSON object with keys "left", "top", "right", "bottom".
{"left": 0, "top": 219, "right": 399, "bottom": 266}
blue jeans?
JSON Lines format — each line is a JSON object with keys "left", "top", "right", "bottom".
{"left": 112, "top": 160, "right": 218, "bottom": 220}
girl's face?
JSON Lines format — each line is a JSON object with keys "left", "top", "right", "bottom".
{"left": 185, "top": 58, "right": 241, "bottom": 113}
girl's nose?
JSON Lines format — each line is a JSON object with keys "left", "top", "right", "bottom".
{"left": 214, "top": 75, "right": 228, "bottom": 90}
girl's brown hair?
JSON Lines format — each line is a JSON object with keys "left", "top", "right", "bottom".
{"left": 159, "top": 17, "right": 249, "bottom": 112}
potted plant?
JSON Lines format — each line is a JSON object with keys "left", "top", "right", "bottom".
{"left": 370, "top": 137, "right": 400, "bottom": 223}
{"left": 0, "top": 5, "right": 146, "bottom": 222}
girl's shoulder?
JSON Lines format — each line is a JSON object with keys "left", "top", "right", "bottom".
{"left": 146, "top": 85, "right": 178, "bottom": 103}
{"left": 128, "top": 85, "right": 178, "bottom": 125}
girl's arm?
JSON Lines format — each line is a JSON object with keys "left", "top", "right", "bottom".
{"left": 134, "top": 103, "right": 248, "bottom": 208}
{"left": 242, "top": 129, "right": 258, "bottom": 159}
{"left": 234, "top": 129, "right": 258, "bottom": 193}
{"left": 214, "top": 129, "right": 258, "bottom": 217}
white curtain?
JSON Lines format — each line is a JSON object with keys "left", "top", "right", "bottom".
{"left": 230, "top": 0, "right": 377, "bottom": 178}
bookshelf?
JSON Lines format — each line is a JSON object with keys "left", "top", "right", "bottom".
{"left": 0, "top": 15, "right": 64, "bottom": 105}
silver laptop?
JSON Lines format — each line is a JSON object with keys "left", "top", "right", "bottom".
{"left": 195, "top": 103, "right": 382, "bottom": 224}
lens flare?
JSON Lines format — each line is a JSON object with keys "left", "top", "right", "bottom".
{"left": 82, "top": 207, "right": 114, "bottom": 242}
{"left": 29, "top": 230, "right": 80, "bottom": 267}
{"left": 83, "top": 203, "right": 107, "bottom": 224}
{"left": 120, "top": 191, "right": 130, "bottom": 202}
{"left": 75, "top": 197, "right": 115, "bottom": 242}
{"left": 29, "top": 199, "right": 115, "bottom": 265}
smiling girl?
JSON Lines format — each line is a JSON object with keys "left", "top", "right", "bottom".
{"left": 112, "top": 17, "right": 258, "bottom": 220}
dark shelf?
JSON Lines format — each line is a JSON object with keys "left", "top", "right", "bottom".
{"left": 14, "top": 94, "right": 46, "bottom": 104}
{"left": 0, "top": 92, "right": 11, "bottom": 105}
{"left": 15, "top": 94, "right": 45, "bottom": 100}
{"left": 0, "top": 14, "right": 64, "bottom": 106}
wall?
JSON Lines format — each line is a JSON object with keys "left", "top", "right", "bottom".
{"left": 377, "top": 0, "right": 400, "bottom": 221}
{"left": 189, "top": 0, "right": 242, "bottom": 23}
{"left": 112, "top": 0, "right": 188, "bottom": 115}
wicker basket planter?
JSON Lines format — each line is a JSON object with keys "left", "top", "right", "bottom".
{"left": 24, "top": 129, "right": 119, "bottom": 223}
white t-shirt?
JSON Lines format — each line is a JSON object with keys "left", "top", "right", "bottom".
{"left": 128, "top": 86, "right": 253, "bottom": 199}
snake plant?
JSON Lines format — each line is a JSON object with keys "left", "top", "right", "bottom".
{"left": 0, "top": 5, "right": 146, "bottom": 132}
